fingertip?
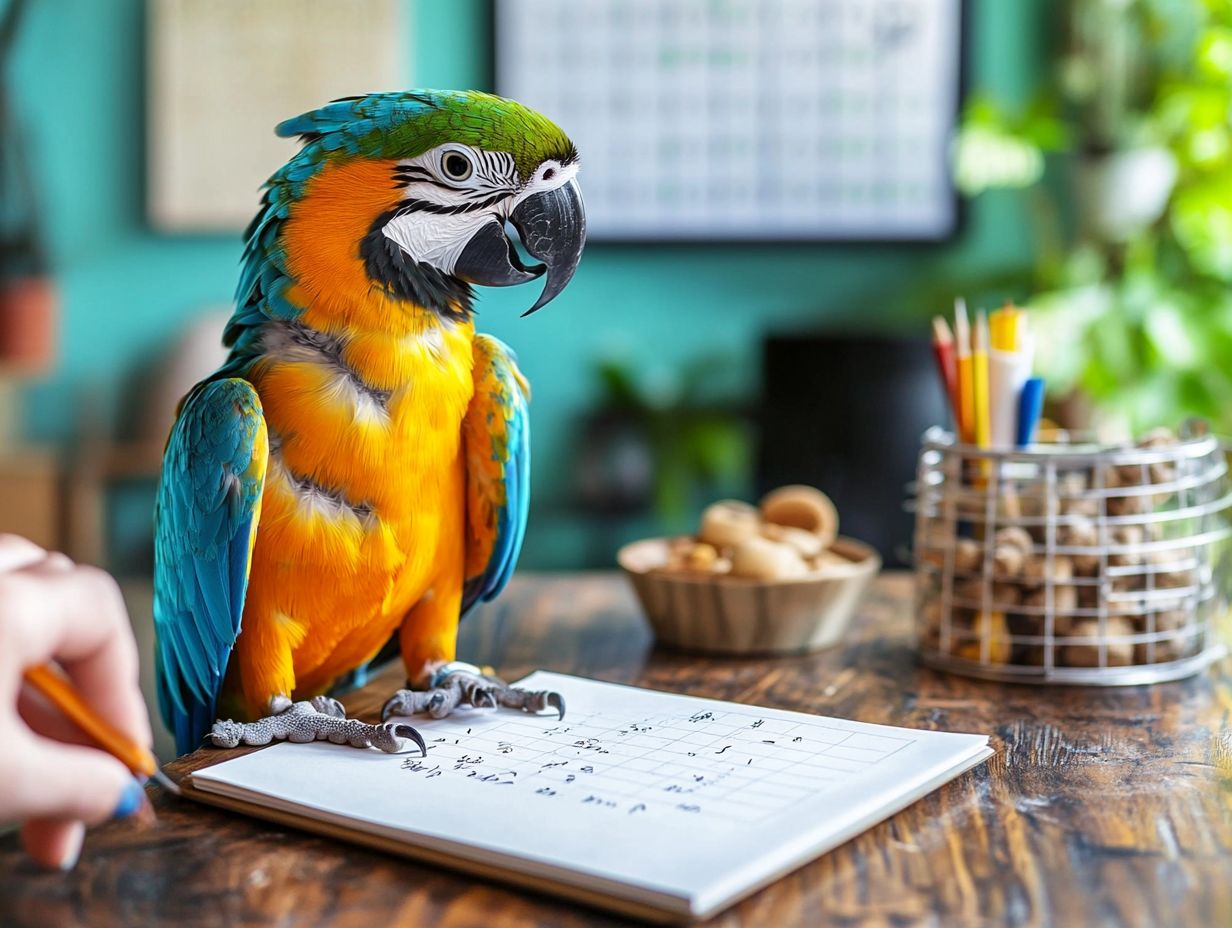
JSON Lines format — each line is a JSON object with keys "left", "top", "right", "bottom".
{"left": 58, "top": 821, "right": 85, "bottom": 870}
{"left": 41, "top": 551, "right": 75, "bottom": 572}
{"left": 20, "top": 819, "right": 85, "bottom": 871}
{"left": 19, "top": 738, "right": 135, "bottom": 824}
{"left": 0, "top": 534, "right": 45, "bottom": 572}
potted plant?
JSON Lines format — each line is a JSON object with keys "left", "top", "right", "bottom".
{"left": 947, "top": 0, "right": 1232, "bottom": 436}
{"left": 0, "top": 0, "right": 56, "bottom": 379}
{"left": 574, "top": 354, "right": 751, "bottom": 532}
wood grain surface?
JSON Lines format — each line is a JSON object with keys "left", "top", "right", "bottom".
{"left": 3, "top": 571, "right": 1231, "bottom": 927}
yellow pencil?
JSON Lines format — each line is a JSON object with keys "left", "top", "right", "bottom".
{"left": 973, "top": 310, "right": 991, "bottom": 450}
{"left": 23, "top": 663, "right": 180, "bottom": 795}
{"left": 990, "top": 301, "right": 1016, "bottom": 352}
{"left": 954, "top": 298, "right": 973, "bottom": 443}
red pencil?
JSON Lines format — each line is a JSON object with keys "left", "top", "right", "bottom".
{"left": 931, "top": 315, "right": 960, "bottom": 429}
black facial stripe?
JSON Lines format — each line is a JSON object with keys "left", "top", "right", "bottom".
{"left": 392, "top": 171, "right": 516, "bottom": 204}
{"left": 394, "top": 191, "right": 509, "bottom": 217}
{"left": 455, "top": 185, "right": 514, "bottom": 203}
{"left": 392, "top": 166, "right": 454, "bottom": 191}
{"left": 395, "top": 176, "right": 456, "bottom": 192}
{"left": 359, "top": 208, "right": 474, "bottom": 322}
{"left": 474, "top": 150, "right": 514, "bottom": 185}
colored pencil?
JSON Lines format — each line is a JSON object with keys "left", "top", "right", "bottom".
{"left": 973, "top": 310, "right": 991, "bottom": 450}
{"left": 1017, "top": 376, "right": 1045, "bottom": 446}
{"left": 990, "top": 301, "right": 1019, "bottom": 353}
{"left": 954, "top": 299, "right": 974, "bottom": 443}
{"left": 931, "top": 315, "right": 960, "bottom": 429}
{"left": 23, "top": 663, "right": 180, "bottom": 795}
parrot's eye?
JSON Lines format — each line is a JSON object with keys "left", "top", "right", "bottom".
{"left": 442, "top": 152, "right": 473, "bottom": 181}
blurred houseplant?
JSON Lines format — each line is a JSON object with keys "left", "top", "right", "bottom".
{"left": 951, "top": 0, "right": 1232, "bottom": 435}
{"left": 0, "top": 0, "right": 55, "bottom": 380}
{"left": 574, "top": 354, "right": 751, "bottom": 530}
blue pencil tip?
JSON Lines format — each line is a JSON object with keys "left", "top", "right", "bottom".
{"left": 1017, "top": 377, "right": 1045, "bottom": 446}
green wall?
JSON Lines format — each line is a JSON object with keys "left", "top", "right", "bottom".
{"left": 8, "top": 0, "right": 1046, "bottom": 568}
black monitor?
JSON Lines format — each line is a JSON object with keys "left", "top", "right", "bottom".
{"left": 759, "top": 333, "right": 949, "bottom": 566}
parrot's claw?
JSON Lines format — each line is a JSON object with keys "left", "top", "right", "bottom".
{"left": 309, "top": 695, "right": 347, "bottom": 718}
{"left": 209, "top": 699, "right": 426, "bottom": 755}
{"left": 499, "top": 686, "right": 565, "bottom": 720}
{"left": 380, "top": 666, "right": 566, "bottom": 722}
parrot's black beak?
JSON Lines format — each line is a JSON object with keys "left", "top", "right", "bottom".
{"left": 452, "top": 179, "right": 586, "bottom": 316}
{"left": 509, "top": 178, "right": 585, "bottom": 316}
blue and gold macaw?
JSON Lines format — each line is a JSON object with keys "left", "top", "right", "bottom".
{"left": 153, "top": 91, "right": 585, "bottom": 755}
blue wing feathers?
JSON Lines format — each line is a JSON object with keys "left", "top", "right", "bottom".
{"left": 461, "top": 337, "right": 531, "bottom": 616}
{"left": 488, "top": 411, "right": 529, "bottom": 596}
{"left": 154, "top": 378, "right": 267, "bottom": 754}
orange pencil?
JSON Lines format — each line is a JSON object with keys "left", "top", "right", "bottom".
{"left": 23, "top": 663, "right": 180, "bottom": 794}
{"left": 931, "top": 315, "right": 960, "bottom": 429}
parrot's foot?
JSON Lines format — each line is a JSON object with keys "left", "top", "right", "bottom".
{"left": 380, "top": 661, "right": 565, "bottom": 722}
{"left": 209, "top": 694, "right": 426, "bottom": 755}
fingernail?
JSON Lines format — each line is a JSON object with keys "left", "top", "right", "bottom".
{"left": 112, "top": 778, "right": 146, "bottom": 819}
{"left": 58, "top": 825, "right": 84, "bottom": 871}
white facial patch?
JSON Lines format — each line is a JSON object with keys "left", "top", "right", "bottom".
{"left": 381, "top": 209, "right": 495, "bottom": 275}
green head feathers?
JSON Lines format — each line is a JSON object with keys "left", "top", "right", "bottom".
{"left": 275, "top": 90, "right": 578, "bottom": 184}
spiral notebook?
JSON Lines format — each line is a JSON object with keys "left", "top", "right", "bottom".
{"left": 185, "top": 672, "right": 992, "bottom": 923}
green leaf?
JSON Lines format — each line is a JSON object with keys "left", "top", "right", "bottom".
{"left": 952, "top": 125, "right": 1045, "bottom": 195}
{"left": 1171, "top": 169, "right": 1232, "bottom": 280}
{"left": 1196, "top": 26, "right": 1232, "bottom": 80}
{"left": 594, "top": 359, "right": 647, "bottom": 411}
{"left": 1143, "top": 302, "right": 1200, "bottom": 368}
{"left": 683, "top": 417, "right": 750, "bottom": 485}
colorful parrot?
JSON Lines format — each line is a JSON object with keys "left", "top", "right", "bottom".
{"left": 153, "top": 91, "right": 585, "bottom": 756}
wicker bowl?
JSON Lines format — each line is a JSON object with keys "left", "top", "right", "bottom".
{"left": 618, "top": 536, "right": 881, "bottom": 655}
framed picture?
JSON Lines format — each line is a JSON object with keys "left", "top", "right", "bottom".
{"left": 495, "top": 0, "right": 965, "bottom": 243}
{"left": 147, "top": 0, "right": 406, "bottom": 231}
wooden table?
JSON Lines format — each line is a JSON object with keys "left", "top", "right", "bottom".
{"left": 3, "top": 572, "right": 1232, "bottom": 927}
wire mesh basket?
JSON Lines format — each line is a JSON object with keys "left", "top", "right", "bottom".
{"left": 911, "top": 425, "right": 1232, "bottom": 685}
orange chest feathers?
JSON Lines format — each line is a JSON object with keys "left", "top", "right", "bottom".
{"left": 242, "top": 155, "right": 479, "bottom": 601}
{"left": 224, "top": 159, "right": 484, "bottom": 712}
{"left": 252, "top": 155, "right": 479, "bottom": 540}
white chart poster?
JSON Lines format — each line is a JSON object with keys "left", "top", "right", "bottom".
{"left": 496, "top": 0, "right": 963, "bottom": 241}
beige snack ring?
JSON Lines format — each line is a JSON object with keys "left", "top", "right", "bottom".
{"left": 761, "top": 522, "right": 825, "bottom": 559}
{"left": 760, "top": 485, "right": 839, "bottom": 550}
{"left": 810, "top": 548, "right": 861, "bottom": 578}
{"left": 730, "top": 536, "right": 807, "bottom": 581}
{"left": 698, "top": 500, "right": 761, "bottom": 548}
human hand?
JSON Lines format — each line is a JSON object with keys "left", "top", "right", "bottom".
{"left": 0, "top": 535, "right": 152, "bottom": 870}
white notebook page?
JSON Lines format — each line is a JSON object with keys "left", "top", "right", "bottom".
{"left": 192, "top": 672, "right": 991, "bottom": 918}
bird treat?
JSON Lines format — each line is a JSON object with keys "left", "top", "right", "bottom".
{"left": 660, "top": 485, "right": 847, "bottom": 582}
